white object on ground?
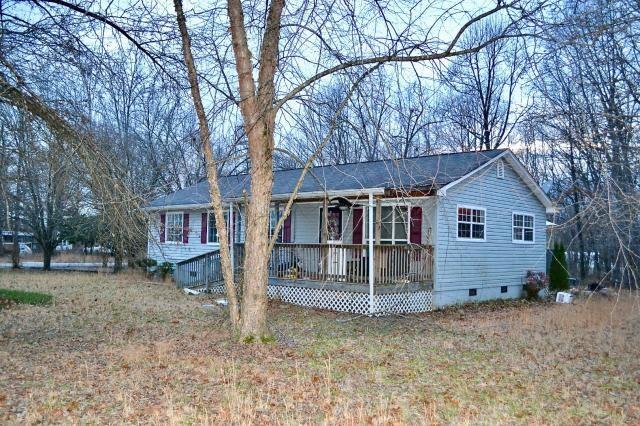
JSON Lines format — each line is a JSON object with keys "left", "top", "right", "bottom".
{"left": 215, "top": 298, "right": 229, "bottom": 306}
{"left": 556, "top": 292, "right": 574, "bottom": 304}
{"left": 183, "top": 288, "right": 201, "bottom": 295}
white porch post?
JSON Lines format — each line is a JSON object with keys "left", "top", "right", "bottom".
{"left": 229, "top": 202, "right": 235, "bottom": 275}
{"left": 368, "top": 191, "right": 375, "bottom": 315}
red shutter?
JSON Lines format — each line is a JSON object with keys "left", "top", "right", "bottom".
{"left": 183, "top": 213, "right": 189, "bottom": 244}
{"left": 282, "top": 214, "right": 292, "bottom": 242}
{"left": 201, "top": 212, "right": 208, "bottom": 244}
{"left": 159, "top": 213, "right": 166, "bottom": 243}
{"left": 410, "top": 206, "right": 422, "bottom": 244}
{"left": 352, "top": 208, "right": 363, "bottom": 244}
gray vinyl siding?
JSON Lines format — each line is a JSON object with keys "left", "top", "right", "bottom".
{"left": 292, "top": 203, "right": 356, "bottom": 244}
{"left": 421, "top": 197, "right": 437, "bottom": 245}
{"left": 147, "top": 197, "right": 438, "bottom": 265}
{"left": 148, "top": 210, "right": 219, "bottom": 264}
{"left": 292, "top": 204, "right": 320, "bottom": 243}
{"left": 434, "top": 161, "right": 547, "bottom": 307}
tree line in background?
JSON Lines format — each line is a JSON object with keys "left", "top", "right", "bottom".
{"left": 0, "top": 0, "right": 637, "bottom": 337}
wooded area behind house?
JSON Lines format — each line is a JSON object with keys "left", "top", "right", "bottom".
{"left": 0, "top": 0, "right": 638, "bottom": 334}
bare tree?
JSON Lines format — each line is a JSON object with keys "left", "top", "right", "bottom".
{"left": 527, "top": 0, "right": 640, "bottom": 285}
{"left": 439, "top": 20, "right": 527, "bottom": 151}
{"left": 3, "top": 0, "right": 549, "bottom": 339}
{"left": 171, "top": 0, "right": 543, "bottom": 339}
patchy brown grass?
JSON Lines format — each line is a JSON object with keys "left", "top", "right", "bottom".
{"left": 0, "top": 270, "right": 638, "bottom": 424}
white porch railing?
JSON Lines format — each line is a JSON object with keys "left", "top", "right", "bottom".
{"left": 267, "top": 243, "right": 433, "bottom": 285}
{"left": 174, "top": 243, "right": 433, "bottom": 288}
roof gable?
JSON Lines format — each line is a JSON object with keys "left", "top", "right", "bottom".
{"left": 437, "top": 150, "right": 555, "bottom": 213}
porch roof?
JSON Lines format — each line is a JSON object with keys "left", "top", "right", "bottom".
{"left": 147, "top": 149, "right": 506, "bottom": 209}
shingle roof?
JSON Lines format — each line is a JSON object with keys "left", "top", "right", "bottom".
{"left": 148, "top": 149, "right": 507, "bottom": 208}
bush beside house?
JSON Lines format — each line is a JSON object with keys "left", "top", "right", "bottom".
{"left": 549, "top": 243, "right": 569, "bottom": 292}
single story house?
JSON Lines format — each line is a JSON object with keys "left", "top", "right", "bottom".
{"left": 145, "top": 149, "right": 554, "bottom": 314}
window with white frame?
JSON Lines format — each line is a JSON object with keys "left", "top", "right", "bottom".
{"left": 166, "top": 212, "right": 183, "bottom": 243}
{"left": 513, "top": 213, "right": 534, "bottom": 243}
{"left": 365, "top": 205, "right": 409, "bottom": 244}
{"left": 269, "top": 207, "right": 284, "bottom": 240}
{"left": 207, "top": 211, "right": 231, "bottom": 244}
{"left": 457, "top": 207, "right": 485, "bottom": 240}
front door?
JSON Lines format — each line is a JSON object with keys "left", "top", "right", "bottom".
{"left": 326, "top": 207, "right": 342, "bottom": 243}
{"left": 322, "top": 207, "right": 346, "bottom": 278}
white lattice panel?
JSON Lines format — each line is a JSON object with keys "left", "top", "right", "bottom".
{"left": 207, "top": 284, "right": 225, "bottom": 294}
{"left": 268, "top": 285, "right": 370, "bottom": 314}
{"left": 374, "top": 290, "right": 433, "bottom": 314}
{"left": 200, "top": 283, "right": 432, "bottom": 314}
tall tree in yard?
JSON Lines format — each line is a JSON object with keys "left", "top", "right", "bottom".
{"left": 171, "top": 0, "right": 542, "bottom": 339}
{"left": 2, "top": 0, "right": 547, "bottom": 339}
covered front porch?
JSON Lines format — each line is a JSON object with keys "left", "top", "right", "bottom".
{"left": 175, "top": 241, "right": 434, "bottom": 314}
{"left": 171, "top": 191, "right": 437, "bottom": 313}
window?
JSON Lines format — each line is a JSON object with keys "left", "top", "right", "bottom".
{"left": 166, "top": 212, "right": 183, "bottom": 243}
{"left": 496, "top": 160, "right": 505, "bottom": 179}
{"left": 235, "top": 210, "right": 244, "bottom": 243}
{"left": 457, "top": 206, "right": 485, "bottom": 240}
{"left": 207, "top": 212, "right": 219, "bottom": 243}
{"left": 469, "top": 288, "right": 477, "bottom": 297}
{"left": 270, "top": 207, "right": 285, "bottom": 241}
{"left": 501, "top": 285, "right": 508, "bottom": 293}
{"left": 513, "top": 213, "right": 534, "bottom": 243}
{"left": 207, "top": 211, "right": 234, "bottom": 244}
{"left": 365, "top": 205, "right": 409, "bottom": 244}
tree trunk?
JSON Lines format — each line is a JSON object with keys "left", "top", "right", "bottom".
{"left": 114, "top": 252, "right": 123, "bottom": 273}
{"left": 42, "top": 247, "right": 52, "bottom": 271}
{"left": 11, "top": 230, "right": 19, "bottom": 269}
{"left": 173, "top": 0, "right": 241, "bottom": 328}
{"left": 240, "top": 130, "right": 273, "bottom": 339}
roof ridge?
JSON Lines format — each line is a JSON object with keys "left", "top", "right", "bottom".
{"left": 149, "top": 148, "right": 508, "bottom": 206}
{"left": 208, "top": 148, "right": 508, "bottom": 179}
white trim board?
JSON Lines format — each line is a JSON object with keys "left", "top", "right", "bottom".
{"left": 143, "top": 188, "right": 387, "bottom": 212}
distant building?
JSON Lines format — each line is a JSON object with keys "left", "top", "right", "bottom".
{"left": 1, "top": 230, "right": 35, "bottom": 250}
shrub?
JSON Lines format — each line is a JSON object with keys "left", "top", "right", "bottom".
{"left": 136, "top": 258, "right": 157, "bottom": 269}
{"left": 524, "top": 271, "right": 548, "bottom": 300}
{"left": 158, "top": 261, "right": 174, "bottom": 279}
{"left": 549, "top": 243, "right": 569, "bottom": 292}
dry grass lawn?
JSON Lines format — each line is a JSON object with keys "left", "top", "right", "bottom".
{"left": 1, "top": 270, "right": 639, "bottom": 424}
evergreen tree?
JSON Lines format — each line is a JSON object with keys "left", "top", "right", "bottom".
{"left": 549, "top": 243, "right": 570, "bottom": 291}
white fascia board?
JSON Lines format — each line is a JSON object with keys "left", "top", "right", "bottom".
{"left": 270, "top": 188, "right": 386, "bottom": 202}
{"left": 142, "top": 188, "right": 387, "bottom": 212}
{"left": 142, "top": 203, "right": 213, "bottom": 212}
{"left": 502, "top": 153, "right": 555, "bottom": 211}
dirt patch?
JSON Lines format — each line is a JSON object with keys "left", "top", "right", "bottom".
{"left": 1, "top": 270, "right": 639, "bottom": 424}
{"left": 0, "top": 297, "right": 15, "bottom": 310}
